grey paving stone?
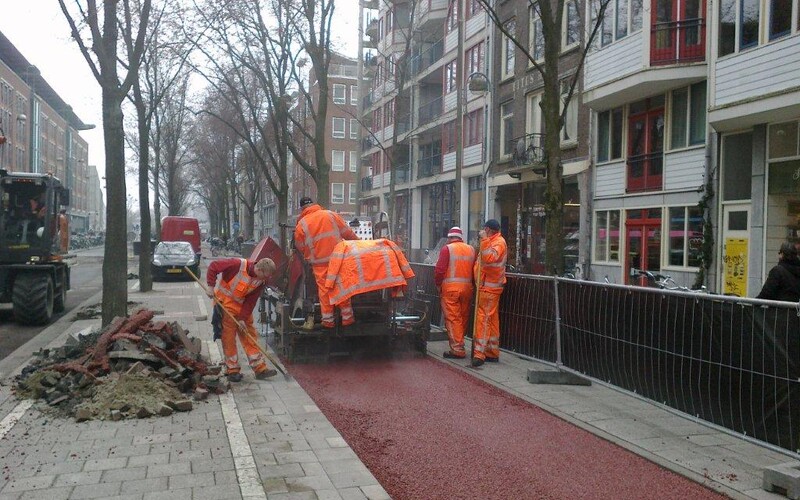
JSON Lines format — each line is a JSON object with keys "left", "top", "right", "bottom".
{"left": 132, "top": 434, "right": 172, "bottom": 446}
{"left": 359, "top": 485, "right": 391, "bottom": 500}
{"left": 214, "top": 470, "right": 238, "bottom": 485}
{"left": 102, "top": 466, "right": 147, "bottom": 483}
{"left": 170, "top": 449, "right": 211, "bottom": 462}
{"left": 299, "top": 462, "right": 326, "bottom": 477}
{"left": 142, "top": 489, "right": 192, "bottom": 500}
{"left": 314, "top": 490, "right": 344, "bottom": 500}
{"left": 83, "top": 457, "right": 129, "bottom": 472}
{"left": 128, "top": 453, "right": 170, "bottom": 468}
{"left": 191, "top": 484, "right": 243, "bottom": 499}
{"left": 258, "top": 463, "right": 305, "bottom": 479}
{"left": 105, "top": 445, "right": 152, "bottom": 458}
{"left": 121, "top": 476, "right": 168, "bottom": 494}
{"left": 71, "top": 481, "right": 123, "bottom": 499}
{"left": 146, "top": 462, "right": 192, "bottom": 479}
{"left": 262, "top": 478, "right": 288, "bottom": 494}
{"left": 190, "top": 457, "right": 235, "bottom": 474}
{"left": 1, "top": 475, "right": 55, "bottom": 493}
{"left": 274, "top": 451, "right": 318, "bottom": 465}
{"left": 18, "top": 486, "right": 72, "bottom": 500}
{"left": 53, "top": 470, "right": 103, "bottom": 487}
{"left": 320, "top": 459, "right": 369, "bottom": 476}
{"left": 267, "top": 493, "right": 317, "bottom": 500}
{"left": 168, "top": 472, "right": 216, "bottom": 490}
{"left": 78, "top": 429, "right": 118, "bottom": 441}
{"left": 286, "top": 474, "right": 335, "bottom": 491}
{"left": 328, "top": 471, "right": 378, "bottom": 489}
{"left": 314, "top": 448, "right": 359, "bottom": 462}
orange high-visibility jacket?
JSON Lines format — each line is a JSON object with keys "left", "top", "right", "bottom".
{"left": 441, "top": 241, "right": 476, "bottom": 292}
{"left": 294, "top": 204, "right": 358, "bottom": 266}
{"left": 474, "top": 232, "right": 507, "bottom": 294}
{"left": 215, "top": 259, "right": 265, "bottom": 316}
{"left": 324, "top": 239, "right": 415, "bottom": 306}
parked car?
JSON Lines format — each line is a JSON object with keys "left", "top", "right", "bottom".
{"left": 161, "top": 216, "right": 201, "bottom": 260}
{"left": 151, "top": 241, "right": 200, "bottom": 281}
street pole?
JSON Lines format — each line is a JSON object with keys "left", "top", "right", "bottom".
{"left": 454, "top": 0, "right": 465, "bottom": 230}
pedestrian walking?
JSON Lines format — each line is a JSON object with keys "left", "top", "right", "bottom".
{"left": 294, "top": 197, "right": 359, "bottom": 329}
{"left": 757, "top": 241, "right": 800, "bottom": 302}
{"left": 206, "top": 257, "right": 279, "bottom": 381}
{"left": 434, "top": 227, "right": 475, "bottom": 359}
{"left": 472, "top": 219, "right": 507, "bottom": 367}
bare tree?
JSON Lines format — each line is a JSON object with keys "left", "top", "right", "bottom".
{"left": 59, "top": 0, "right": 152, "bottom": 325}
{"left": 476, "top": 0, "right": 610, "bottom": 274}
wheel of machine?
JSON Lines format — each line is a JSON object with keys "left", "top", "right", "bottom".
{"left": 54, "top": 269, "right": 67, "bottom": 313}
{"left": 12, "top": 273, "right": 54, "bottom": 325}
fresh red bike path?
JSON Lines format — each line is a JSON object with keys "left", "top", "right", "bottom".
{"left": 290, "top": 357, "right": 726, "bottom": 500}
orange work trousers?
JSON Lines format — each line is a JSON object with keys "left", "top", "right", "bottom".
{"left": 472, "top": 291, "right": 501, "bottom": 361}
{"left": 440, "top": 285, "right": 473, "bottom": 357}
{"left": 220, "top": 313, "right": 268, "bottom": 375}
{"left": 312, "top": 264, "right": 354, "bottom": 328}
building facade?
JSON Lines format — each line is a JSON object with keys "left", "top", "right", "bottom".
{"left": 0, "top": 31, "right": 94, "bottom": 231}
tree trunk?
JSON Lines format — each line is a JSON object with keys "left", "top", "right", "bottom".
{"left": 542, "top": 73, "right": 564, "bottom": 275}
{"left": 101, "top": 87, "right": 129, "bottom": 325}
{"left": 137, "top": 109, "right": 153, "bottom": 292}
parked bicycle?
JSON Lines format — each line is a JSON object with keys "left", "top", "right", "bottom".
{"left": 631, "top": 269, "right": 708, "bottom": 293}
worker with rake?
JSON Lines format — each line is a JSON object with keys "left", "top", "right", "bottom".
{"left": 206, "top": 257, "right": 278, "bottom": 382}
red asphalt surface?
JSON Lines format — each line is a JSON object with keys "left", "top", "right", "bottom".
{"left": 290, "top": 357, "right": 727, "bottom": 500}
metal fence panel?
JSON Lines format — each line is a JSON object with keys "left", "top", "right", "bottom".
{"left": 499, "top": 274, "right": 557, "bottom": 362}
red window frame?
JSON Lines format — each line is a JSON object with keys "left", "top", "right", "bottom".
{"left": 442, "top": 120, "right": 457, "bottom": 153}
{"left": 625, "top": 209, "right": 663, "bottom": 285}
{"left": 464, "top": 110, "right": 483, "bottom": 147}
{"left": 465, "top": 42, "right": 484, "bottom": 78}
{"left": 444, "top": 61, "right": 456, "bottom": 93}
{"left": 650, "top": 0, "right": 706, "bottom": 65}
{"left": 627, "top": 104, "right": 664, "bottom": 192}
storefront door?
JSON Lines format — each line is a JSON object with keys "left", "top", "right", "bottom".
{"left": 625, "top": 209, "right": 662, "bottom": 285}
{"left": 720, "top": 204, "right": 750, "bottom": 297}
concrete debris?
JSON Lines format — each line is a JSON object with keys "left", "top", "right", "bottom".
{"left": 14, "top": 308, "right": 227, "bottom": 422}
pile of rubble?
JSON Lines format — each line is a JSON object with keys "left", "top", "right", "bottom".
{"left": 15, "top": 308, "right": 228, "bottom": 422}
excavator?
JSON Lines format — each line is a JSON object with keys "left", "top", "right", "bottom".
{"left": 254, "top": 213, "right": 432, "bottom": 363}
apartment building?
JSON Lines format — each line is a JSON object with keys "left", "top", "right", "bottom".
{"left": 288, "top": 53, "right": 361, "bottom": 222}
{"left": 583, "top": 0, "right": 710, "bottom": 287}
{"left": 0, "top": 31, "right": 93, "bottom": 230}
{"left": 358, "top": 0, "right": 490, "bottom": 256}
{"left": 706, "top": 0, "right": 800, "bottom": 296}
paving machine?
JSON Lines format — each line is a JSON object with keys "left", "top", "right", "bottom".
{"left": 256, "top": 213, "right": 431, "bottom": 363}
{"left": 0, "top": 168, "right": 71, "bottom": 325}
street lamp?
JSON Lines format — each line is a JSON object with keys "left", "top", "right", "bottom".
{"left": 465, "top": 71, "right": 493, "bottom": 226}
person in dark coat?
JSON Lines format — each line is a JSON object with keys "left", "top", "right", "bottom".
{"left": 757, "top": 241, "right": 800, "bottom": 302}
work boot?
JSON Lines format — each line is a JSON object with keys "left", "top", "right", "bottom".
{"left": 471, "top": 358, "right": 484, "bottom": 368}
{"left": 485, "top": 357, "right": 499, "bottom": 363}
{"left": 443, "top": 351, "right": 465, "bottom": 359}
{"left": 226, "top": 373, "right": 243, "bottom": 382}
{"left": 255, "top": 368, "right": 278, "bottom": 380}
{"left": 301, "top": 316, "right": 315, "bottom": 331}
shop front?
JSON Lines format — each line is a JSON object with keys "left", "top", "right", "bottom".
{"left": 496, "top": 177, "right": 581, "bottom": 275}
{"left": 766, "top": 121, "right": 800, "bottom": 262}
{"left": 420, "top": 181, "right": 455, "bottom": 251}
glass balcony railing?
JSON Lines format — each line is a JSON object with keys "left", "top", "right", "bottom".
{"left": 650, "top": 18, "right": 706, "bottom": 65}
{"left": 417, "top": 154, "right": 442, "bottom": 178}
{"left": 418, "top": 96, "right": 443, "bottom": 126}
{"left": 409, "top": 39, "right": 444, "bottom": 76}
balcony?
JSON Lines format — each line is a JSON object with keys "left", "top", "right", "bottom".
{"left": 361, "top": 176, "right": 373, "bottom": 192}
{"left": 396, "top": 163, "right": 410, "bottom": 184}
{"left": 650, "top": 18, "right": 706, "bottom": 66}
{"left": 362, "top": 0, "right": 378, "bottom": 9}
{"left": 365, "top": 18, "right": 378, "bottom": 38}
{"left": 508, "top": 133, "right": 546, "bottom": 169}
{"left": 410, "top": 38, "right": 444, "bottom": 76}
{"left": 416, "top": 0, "right": 448, "bottom": 31}
{"left": 396, "top": 114, "right": 411, "bottom": 135}
{"left": 362, "top": 136, "right": 376, "bottom": 150}
{"left": 418, "top": 96, "right": 443, "bottom": 126}
{"left": 417, "top": 154, "right": 442, "bottom": 178}
{"left": 626, "top": 152, "right": 663, "bottom": 192}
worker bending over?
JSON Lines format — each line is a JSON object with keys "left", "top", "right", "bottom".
{"left": 294, "top": 197, "right": 359, "bottom": 328}
{"left": 434, "top": 227, "right": 475, "bottom": 359}
{"left": 472, "top": 219, "right": 507, "bottom": 367}
{"left": 207, "top": 257, "right": 278, "bottom": 382}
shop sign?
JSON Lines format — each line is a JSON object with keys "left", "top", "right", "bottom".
{"left": 723, "top": 238, "right": 748, "bottom": 297}
{"left": 529, "top": 205, "right": 546, "bottom": 217}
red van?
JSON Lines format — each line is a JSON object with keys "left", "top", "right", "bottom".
{"left": 161, "top": 216, "right": 201, "bottom": 259}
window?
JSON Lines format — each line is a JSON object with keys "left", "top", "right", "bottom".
{"left": 526, "top": 92, "right": 542, "bottom": 135}
{"left": 332, "top": 150, "right": 345, "bottom": 171}
{"left": 594, "top": 210, "right": 621, "bottom": 262}
{"left": 350, "top": 85, "right": 359, "bottom": 105}
{"left": 350, "top": 118, "right": 359, "bottom": 139}
{"left": 722, "top": 132, "right": 752, "bottom": 201}
{"left": 442, "top": 120, "right": 457, "bottom": 153}
{"left": 350, "top": 151, "right": 358, "bottom": 172}
{"left": 331, "top": 183, "right": 345, "bottom": 204}
{"left": 446, "top": 0, "right": 458, "bottom": 32}
{"left": 563, "top": 1, "right": 580, "bottom": 50}
{"left": 502, "top": 20, "right": 516, "bottom": 78}
{"left": 384, "top": 101, "right": 394, "bottom": 126}
{"left": 349, "top": 183, "right": 357, "bottom": 204}
{"left": 464, "top": 110, "right": 483, "bottom": 147}
{"left": 465, "top": 42, "right": 484, "bottom": 77}
{"left": 560, "top": 81, "right": 578, "bottom": 145}
{"left": 332, "top": 117, "right": 346, "bottom": 138}
{"left": 529, "top": 5, "right": 544, "bottom": 62}
{"left": 500, "top": 102, "right": 514, "bottom": 157}
{"left": 592, "top": 0, "right": 643, "bottom": 47}
{"left": 467, "top": 0, "right": 482, "bottom": 18}
{"left": 445, "top": 62, "right": 457, "bottom": 93}
{"left": 719, "top": 0, "right": 761, "bottom": 55}
{"left": 668, "top": 206, "right": 704, "bottom": 267}
{"left": 332, "top": 84, "right": 346, "bottom": 105}
{"left": 372, "top": 108, "right": 382, "bottom": 132}
{"left": 770, "top": 0, "right": 792, "bottom": 39}
{"left": 597, "top": 107, "right": 624, "bottom": 162}
{"left": 670, "top": 82, "right": 706, "bottom": 149}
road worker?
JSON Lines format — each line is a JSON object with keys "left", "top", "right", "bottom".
{"left": 434, "top": 227, "right": 475, "bottom": 359}
{"left": 206, "top": 257, "right": 278, "bottom": 382}
{"left": 472, "top": 219, "right": 507, "bottom": 367}
{"left": 294, "top": 196, "right": 359, "bottom": 328}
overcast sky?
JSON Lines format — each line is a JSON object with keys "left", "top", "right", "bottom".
{"left": 0, "top": 2, "right": 359, "bottom": 190}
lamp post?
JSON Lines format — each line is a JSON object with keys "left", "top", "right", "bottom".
{"left": 465, "top": 71, "right": 492, "bottom": 231}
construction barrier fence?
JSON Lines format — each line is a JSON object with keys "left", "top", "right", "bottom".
{"left": 408, "top": 263, "right": 800, "bottom": 455}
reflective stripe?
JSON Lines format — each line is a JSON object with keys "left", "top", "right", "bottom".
{"left": 217, "top": 259, "right": 265, "bottom": 304}
{"left": 443, "top": 243, "right": 475, "bottom": 286}
{"left": 329, "top": 274, "right": 407, "bottom": 305}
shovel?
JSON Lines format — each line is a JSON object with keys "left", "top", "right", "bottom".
{"left": 184, "top": 266, "right": 291, "bottom": 381}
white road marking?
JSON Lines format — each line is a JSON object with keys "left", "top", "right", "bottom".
{"left": 205, "top": 341, "right": 266, "bottom": 500}
{"left": 0, "top": 400, "right": 33, "bottom": 441}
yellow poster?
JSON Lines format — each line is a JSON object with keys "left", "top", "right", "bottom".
{"left": 723, "top": 238, "right": 748, "bottom": 297}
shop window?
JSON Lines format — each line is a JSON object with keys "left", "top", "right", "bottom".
{"left": 594, "top": 210, "right": 621, "bottom": 262}
{"left": 597, "top": 107, "right": 623, "bottom": 162}
{"left": 670, "top": 82, "right": 706, "bottom": 149}
{"left": 502, "top": 20, "right": 516, "bottom": 78}
{"left": 331, "top": 183, "right": 345, "bottom": 204}
{"left": 722, "top": 132, "right": 752, "bottom": 201}
{"left": 766, "top": 160, "right": 800, "bottom": 255}
{"left": 769, "top": 121, "right": 799, "bottom": 159}
{"left": 332, "top": 84, "right": 346, "bottom": 105}
{"left": 668, "top": 206, "right": 703, "bottom": 267}
{"left": 500, "top": 102, "right": 514, "bottom": 158}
